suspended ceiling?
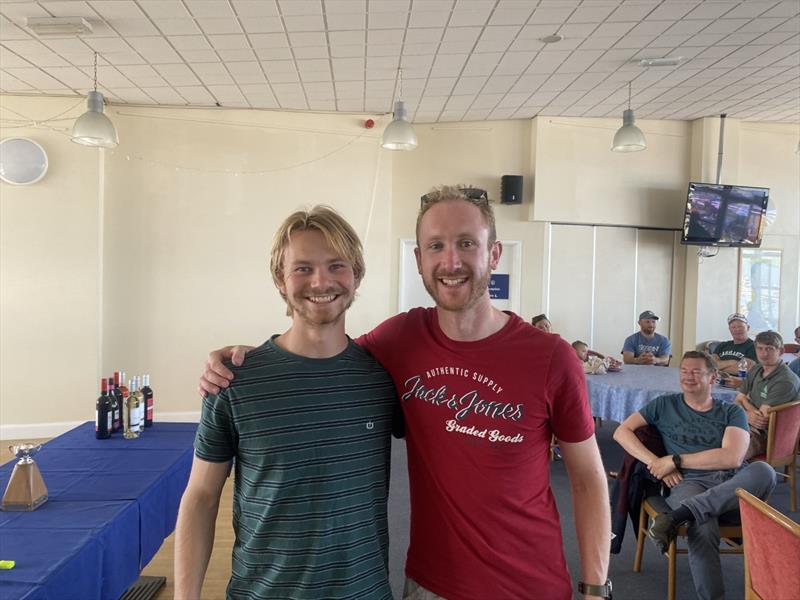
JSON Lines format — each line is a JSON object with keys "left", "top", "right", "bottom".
{"left": 0, "top": 0, "right": 798, "bottom": 123}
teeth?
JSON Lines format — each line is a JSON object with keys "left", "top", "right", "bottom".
{"left": 308, "top": 295, "right": 336, "bottom": 303}
{"left": 441, "top": 278, "right": 466, "bottom": 286}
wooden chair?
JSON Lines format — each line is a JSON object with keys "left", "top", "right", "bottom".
{"left": 749, "top": 399, "right": 800, "bottom": 512}
{"left": 736, "top": 488, "right": 800, "bottom": 600}
{"left": 633, "top": 495, "right": 742, "bottom": 600}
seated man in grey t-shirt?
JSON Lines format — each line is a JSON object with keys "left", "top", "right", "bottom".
{"left": 614, "top": 351, "right": 776, "bottom": 600}
{"left": 621, "top": 310, "right": 671, "bottom": 366}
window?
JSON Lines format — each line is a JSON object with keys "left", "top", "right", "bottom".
{"left": 738, "top": 249, "right": 781, "bottom": 331}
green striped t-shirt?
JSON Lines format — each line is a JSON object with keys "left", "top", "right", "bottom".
{"left": 195, "top": 337, "right": 397, "bottom": 600}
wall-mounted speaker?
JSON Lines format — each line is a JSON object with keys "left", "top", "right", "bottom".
{"left": 500, "top": 175, "right": 523, "bottom": 204}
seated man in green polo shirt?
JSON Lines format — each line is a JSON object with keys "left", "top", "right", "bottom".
{"left": 735, "top": 330, "right": 800, "bottom": 459}
{"left": 174, "top": 206, "right": 397, "bottom": 600}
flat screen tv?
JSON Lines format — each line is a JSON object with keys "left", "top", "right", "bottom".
{"left": 681, "top": 182, "right": 770, "bottom": 247}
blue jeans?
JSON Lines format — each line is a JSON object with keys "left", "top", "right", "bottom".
{"left": 665, "top": 462, "right": 776, "bottom": 600}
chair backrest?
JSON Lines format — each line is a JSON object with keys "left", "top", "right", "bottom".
{"left": 766, "top": 399, "right": 800, "bottom": 463}
{"left": 736, "top": 488, "right": 800, "bottom": 600}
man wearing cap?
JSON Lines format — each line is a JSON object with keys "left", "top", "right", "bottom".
{"left": 712, "top": 313, "right": 757, "bottom": 376}
{"left": 734, "top": 330, "right": 800, "bottom": 459}
{"left": 622, "top": 311, "right": 672, "bottom": 366}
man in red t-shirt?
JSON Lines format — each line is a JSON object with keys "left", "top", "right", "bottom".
{"left": 200, "top": 187, "right": 611, "bottom": 600}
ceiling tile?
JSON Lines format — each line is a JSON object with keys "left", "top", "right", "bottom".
{"left": 283, "top": 15, "right": 326, "bottom": 31}
{"left": 326, "top": 13, "right": 366, "bottom": 30}
{"left": 197, "top": 18, "right": 243, "bottom": 35}
{"left": 241, "top": 17, "right": 284, "bottom": 33}
{"left": 185, "top": 1, "right": 236, "bottom": 19}
{"left": 157, "top": 19, "right": 202, "bottom": 36}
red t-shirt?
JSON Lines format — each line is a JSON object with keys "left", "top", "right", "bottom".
{"left": 359, "top": 308, "right": 594, "bottom": 600}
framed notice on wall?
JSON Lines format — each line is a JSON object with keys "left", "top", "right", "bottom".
{"left": 398, "top": 239, "right": 522, "bottom": 314}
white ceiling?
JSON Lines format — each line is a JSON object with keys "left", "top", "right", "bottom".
{"left": 1, "top": 0, "right": 798, "bottom": 123}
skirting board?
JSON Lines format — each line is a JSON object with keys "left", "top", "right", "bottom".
{"left": 0, "top": 411, "right": 201, "bottom": 441}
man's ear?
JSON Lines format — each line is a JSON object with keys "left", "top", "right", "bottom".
{"left": 489, "top": 241, "right": 503, "bottom": 270}
{"left": 275, "top": 269, "right": 286, "bottom": 296}
{"left": 414, "top": 246, "right": 422, "bottom": 275}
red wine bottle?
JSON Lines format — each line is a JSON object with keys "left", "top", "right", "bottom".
{"left": 96, "top": 378, "right": 111, "bottom": 439}
{"left": 112, "top": 374, "right": 124, "bottom": 431}
{"left": 142, "top": 374, "right": 154, "bottom": 427}
{"left": 108, "top": 377, "right": 120, "bottom": 432}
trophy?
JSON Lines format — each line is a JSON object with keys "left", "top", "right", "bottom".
{"left": 1, "top": 443, "right": 48, "bottom": 511}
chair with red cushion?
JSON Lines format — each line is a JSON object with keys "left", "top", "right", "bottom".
{"left": 750, "top": 399, "right": 800, "bottom": 512}
{"left": 736, "top": 488, "right": 800, "bottom": 600}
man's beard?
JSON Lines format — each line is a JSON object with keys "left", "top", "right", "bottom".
{"left": 422, "top": 264, "right": 492, "bottom": 312}
{"left": 287, "top": 286, "right": 354, "bottom": 326}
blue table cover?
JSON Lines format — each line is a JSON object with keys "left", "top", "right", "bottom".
{"left": 0, "top": 421, "right": 196, "bottom": 600}
{"left": 585, "top": 364, "right": 738, "bottom": 423}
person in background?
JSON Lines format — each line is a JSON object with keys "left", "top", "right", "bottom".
{"left": 622, "top": 310, "right": 672, "bottom": 366}
{"left": 788, "top": 326, "right": 800, "bottom": 377}
{"left": 712, "top": 313, "right": 757, "bottom": 379}
{"left": 734, "top": 330, "right": 800, "bottom": 459}
{"left": 200, "top": 186, "right": 612, "bottom": 600}
{"left": 613, "top": 351, "right": 776, "bottom": 600}
{"left": 573, "top": 339, "right": 619, "bottom": 367}
{"left": 573, "top": 340, "right": 590, "bottom": 362}
{"left": 531, "top": 313, "right": 552, "bottom": 332}
{"left": 174, "top": 207, "right": 396, "bottom": 600}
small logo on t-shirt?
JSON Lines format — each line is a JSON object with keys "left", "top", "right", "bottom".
{"left": 366, "top": 421, "right": 374, "bottom": 430}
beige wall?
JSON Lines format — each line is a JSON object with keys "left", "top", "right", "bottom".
{"left": 1, "top": 95, "right": 797, "bottom": 434}
{"left": 530, "top": 116, "right": 692, "bottom": 228}
{"left": 1, "top": 96, "right": 102, "bottom": 433}
{"left": 688, "top": 118, "right": 800, "bottom": 345}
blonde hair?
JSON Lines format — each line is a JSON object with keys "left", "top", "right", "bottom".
{"left": 269, "top": 206, "right": 365, "bottom": 312}
{"left": 416, "top": 184, "right": 497, "bottom": 245}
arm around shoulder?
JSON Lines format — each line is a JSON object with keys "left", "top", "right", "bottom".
{"left": 174, "top": 456, "right": 232, "bottom": 600}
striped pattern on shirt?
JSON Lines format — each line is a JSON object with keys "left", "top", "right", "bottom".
{"left": 195, "top": 337, "right": 397, "bottom": 600}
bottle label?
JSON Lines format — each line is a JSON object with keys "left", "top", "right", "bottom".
{"left": 107, "top": 413, "right": 112, "bottom": 432}
{"left": 146, "top": 398, "right": 153, "bottom": 420}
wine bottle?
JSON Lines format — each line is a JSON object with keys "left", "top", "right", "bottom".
{"left": 132, "top": 376, "right": 145, "bottom": 433}
{"left": 108, "top": 377, "right": 120, "bottom": 432}
{"left": 112, "top": 372, "right": 124, "bottom": 432}
{"left": 123, "top": 378, "right": 141, "bottom": 440}
{"left": 96, "top": 378, "right": 111, "bottom": 439}
{"left": 142, "top": 374, "right": 154, "bottom": 427}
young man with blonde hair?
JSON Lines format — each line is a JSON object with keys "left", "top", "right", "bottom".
{"left": 175, "top": 206, "right": 396, "bottom": 600}
{"left": 200, "top": 186, "right": 611, "bottom": 600}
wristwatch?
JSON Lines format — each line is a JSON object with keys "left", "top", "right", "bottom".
{"left": 672, "top": 454, "right": 682, "bottom": 470}
{"left": 578, "top": 579, "right": 612, "bottom": 599}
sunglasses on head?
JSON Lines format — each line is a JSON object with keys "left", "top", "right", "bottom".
{"left": 420, "top": 187, "right": 489, "bottom": 207}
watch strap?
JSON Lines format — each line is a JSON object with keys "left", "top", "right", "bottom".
{"left": 672, "top": 453, "right": 682, "bottom": 469}
{"left": 578, "top": 579, "right": 612, "bottom": 599}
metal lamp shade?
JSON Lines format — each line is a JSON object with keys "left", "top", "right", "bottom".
{"left": 71, "top": 91, "right": 119, "bottom": 148}
{"left": 611, "top": 109, "right": 646, "bottom": 152}
{"left": 382, "top": 101, "right": 417, "bottom": 151}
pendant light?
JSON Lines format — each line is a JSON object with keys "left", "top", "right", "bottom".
{"left": 71, "top": 53, "right": 119, "bottom": 148}
{"left": 382, "top": 69, "right": 417, "bottom": 151}
{"left": 611, "top": 82, "right": 646, "bottom": 152}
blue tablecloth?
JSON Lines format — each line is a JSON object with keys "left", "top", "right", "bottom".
{"left": 0, "top": 421, "right": 196, "bottom": 600}
{"left": 585, "top": 364, "right": 738, "bottom": 423}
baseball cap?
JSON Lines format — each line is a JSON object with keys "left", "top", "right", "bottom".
{"left": 639, "top": 310, "right": 659, "bottom": 320}
{"left": 727, "top": 312, "right": 748, "bottom": 325}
